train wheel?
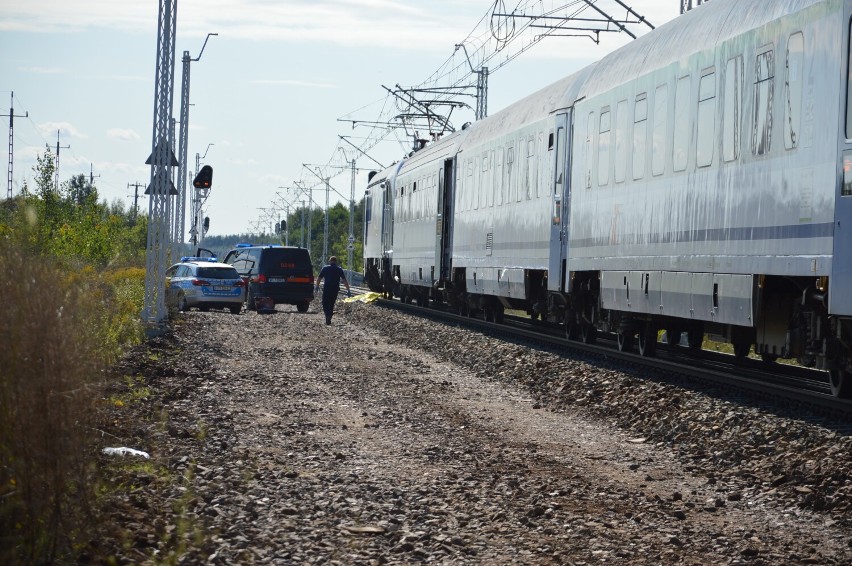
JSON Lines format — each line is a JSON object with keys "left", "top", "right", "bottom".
{"left": 617, "top": 330, "right": 634, "bottom": 353}
{"left": 638, "top": 324, "right": 657, "bottom": 357}
{"left": 760, "top": 353, "right": 778, "bottom": 363}
{"left": 493, "top": 304, "right": 505, "bottom": 324}
{"left": 482, "top": 306, "right": 493, "bottom": 322}
{"left": 579, "top": 324, "right": 597, "bottom": 345}
{"left": 687, "top": 329, "right": 703, "bottom": 351}
{"left": 733, "top": 342, "right": 751, "bottom": 359}
{"left": 828, "top": 367, "right": 852, "bottom": 399}
{"left": 564, "top": 315, "right": 578, "bottom": 340}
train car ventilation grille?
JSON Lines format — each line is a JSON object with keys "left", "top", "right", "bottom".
{"left": 486, "top": 232, "right": 494, "bottom": 256}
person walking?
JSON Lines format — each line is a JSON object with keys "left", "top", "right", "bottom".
{"left": 315, "top": 256, "right": 351, "bottom": 325}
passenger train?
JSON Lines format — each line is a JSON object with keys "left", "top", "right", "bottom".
{"left": 363, "top": 0, "right": 852, "bottom": 398}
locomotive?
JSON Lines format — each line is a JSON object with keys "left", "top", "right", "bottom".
{"left": 363, "top": 0, "right": 852, "bottom": 398}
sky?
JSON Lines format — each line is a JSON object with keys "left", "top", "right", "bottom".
{"left": 0, "top": 0, "right": 680, "bottom": 237}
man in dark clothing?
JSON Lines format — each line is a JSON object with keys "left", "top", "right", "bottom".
{"left": 315, "top": 256, "right": 351, "bottom": 325}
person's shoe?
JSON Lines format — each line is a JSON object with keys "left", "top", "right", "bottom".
{"left": 325, "top": 318, "right": 331, "bottom": 325}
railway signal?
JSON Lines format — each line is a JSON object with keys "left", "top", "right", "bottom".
{"left": 193, "top": 165, "right": 213, "bottom": 189}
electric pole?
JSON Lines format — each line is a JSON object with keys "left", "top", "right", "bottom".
{"left": 53, "top": 130, "right": 70, "bottom": 192}
{"left": 2, "top": 92, "right": 28, "bottom": 199}
{"left": 175, "top": 32, "right": 217, "bottom": 245}
{"left": 89, "top": 163, "right": 100, "bottom": 187}
{"left": 142, "top": 0, "right": 179, "bottom": 328}
{"left": 128, "top": 181, "right": 145, "bottom": 222}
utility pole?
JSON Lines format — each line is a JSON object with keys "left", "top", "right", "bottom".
{"left": 2, "top": 92, "right": 28, "bottom": 199}
{"left": 304, "top": 164, "right": 331, "bottom": 262}
{"left": 680, "top": 0, "right": 709, "bottom": 13}
{"left": 347, "top": 157, "right": 356, "bottom": 279}
{"left": 455, "top": 43, "right": 488, "bottom": 120}
{"left": 128, "top": 181, "right": 145, "bottom": 222}
{"left": 141, "top": 0, "right": 179, "bottom": 328}
{"left": 175, "top": 32, "right": 217, "bottom": 245}
{"left": 189, "top": 143, "right": 213, "bottom": 247}
{"left": 53, "top": 130, "right": 70, "bottom": 192}
{"left": 89, "top": 163, "right": 100, "bottom": 187}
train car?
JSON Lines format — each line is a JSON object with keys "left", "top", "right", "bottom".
{"left": 560, "top": 0, "right": 852, "bottom": 396}
{"left": 449, "top": 69, "right": 595, "bottom": 320}
{"left": 391, "top": 130, "right": 468, "bottom": 305}
{"left": 367, "top": 0, "right": 852, "bottom": 397}
{"left": 363, "top": 162, "right": 402, "bottom": 293}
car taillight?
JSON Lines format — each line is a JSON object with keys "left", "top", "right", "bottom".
{"left": 256, "top": 274, "right": 267, "bottom": 284}
{"left": 191, "top": 279, "right": 210, "bottom": 286}
{"left": 235, "top": 280, "right": 246, "bottom": 287}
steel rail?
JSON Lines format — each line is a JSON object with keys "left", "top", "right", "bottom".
{"left": 373, "top": 298, "right": 852, "bottom": 418}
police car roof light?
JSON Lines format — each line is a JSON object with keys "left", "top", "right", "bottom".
{"left": 180, "top": 256, "right": 218, "bottom": 262}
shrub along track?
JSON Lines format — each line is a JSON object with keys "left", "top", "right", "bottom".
{"left": 92, "top": 298, "right": 851, "bottom": 564}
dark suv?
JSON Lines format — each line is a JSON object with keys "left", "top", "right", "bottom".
{"left": 222, "top": 244, "right": 314, "bottom": 312}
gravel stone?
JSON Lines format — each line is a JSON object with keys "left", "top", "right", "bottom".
{"left": 94, "top": 299, "right": 852, "bottom": 564}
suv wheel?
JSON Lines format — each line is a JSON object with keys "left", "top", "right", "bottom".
{"left": 297, "top": 301, "right": 309, "bottom": 313}
{"left": 246, "top": 286, "right": 257, "bottom": 311}
{"left": 229, "top": 305, "right": 241, "bottom": 314}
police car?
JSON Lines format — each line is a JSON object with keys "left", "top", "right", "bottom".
{"left": 165, "top": 257, "right": 245, "bottom": 314}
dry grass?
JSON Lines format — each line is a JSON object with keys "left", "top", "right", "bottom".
{"left": 0, "top": 239, "right": 127, "bottom": 563}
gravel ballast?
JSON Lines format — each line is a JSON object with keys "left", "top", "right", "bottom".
{"left": 95, "top": 298, "right": 852, "bottom": 564}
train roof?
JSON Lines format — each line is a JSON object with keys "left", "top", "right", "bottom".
{"left": 366, "top": 160, "right": 404, "bottom": 189}
{"left": 458, "top": 64, "right": 597, "bottom": 152}
{"left": 397, "top": 129, "right": 468, "bottom": 175}
{"left": 577, "top": 0, "right": 830, "bottom": 99}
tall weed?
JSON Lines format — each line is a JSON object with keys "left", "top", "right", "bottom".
{"left": 0, "top": 239, "right": 143, "bottom": 563}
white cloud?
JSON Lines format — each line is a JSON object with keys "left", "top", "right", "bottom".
{"left": 107, "top": 128, "right": 141, "bottom": 141}
{"left": 37, "top": 121, "right": 87, "bottom": 140}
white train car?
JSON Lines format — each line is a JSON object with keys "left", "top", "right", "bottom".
{"left": 366, "top": 0, "right": 852, "bottom": 397}
{"left": 449, "top": 68, "right": 595, "bottom": 320}
{"left": 363, "top": 162, "right": 402, "bottom": 293}
{"left": 391, "top": 130, "right": 467, "bottom": 304}
{"left": 561, "top": 0, "right": 852, "bottom": 395}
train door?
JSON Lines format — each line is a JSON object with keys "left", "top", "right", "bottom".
{"left": 831, "top": 13, "right": 852, "bottom": 316}
{"left": 548, "top": 112, "right": 571, "bottom": 292}
{"left": 436, "top": 159, "right": 455, "bottom": 284}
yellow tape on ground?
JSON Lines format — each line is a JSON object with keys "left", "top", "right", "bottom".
{"left": 344, "top": 292, "right": 382, "bottom": 303}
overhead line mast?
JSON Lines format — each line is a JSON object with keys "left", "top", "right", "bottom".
{"left": 2, "top": 92, "right": 28, "bottom": 199}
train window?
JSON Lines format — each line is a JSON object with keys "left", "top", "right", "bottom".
{"left": 527, "top": 136, "right": 536, "bottom": 200}
{"left": 753, "top": 47, "right": 775, "bottom": 155}
{"left": 506, "top": 145, "right": 515, "bottom": 204}
{"left": 723, "top": 56, "right": 743, "bottom": 162}
{"left": 673, "top": 75, "right": 691, "bottom": 172}
{"left": 548, "top": 131, "right": 554, "bottom": 151}
{"left": 555, "top": 126, "right": 566, "bottom": 192}
{"left": 697, "top": 70, "right": 716, "bottom": 168}
{"left": 652, "top": 84, "right": 668, "bottom": 176}
{"left": 536, "top": 132, "right": 544, "bottom": 197}
{"left": 598, "top": 109, "right": 611, "bottom": 186}
{"left": 585, "top": 112, "right": 595, "bottom": 188}
{"left": 615, "top": 99, "right": 628, "bottom": 183}
{"left": 473, "top": 155, "right": 487, "bottom": 209}
{"left": 785, "top": 32, "right": 804, "bottom": 150}
{"left": 633, "top": 95, "right": 647, "bottom": 180}
{"left": 496, "top": 147, "right": 504, "bottom": 206}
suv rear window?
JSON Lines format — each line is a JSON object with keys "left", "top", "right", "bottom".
{"left": 259, "top": 248, "right": 312, "bottom": 275}
{"left": 197, "top": 266, "right": 241, "bottom": 279}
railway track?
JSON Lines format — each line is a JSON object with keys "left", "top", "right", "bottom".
{"left": 374, "top": 297, "right": 852, "bottom": 418}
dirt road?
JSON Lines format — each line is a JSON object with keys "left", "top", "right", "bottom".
{"left": 97, "top": 299, "right": 851, "bottom": 564}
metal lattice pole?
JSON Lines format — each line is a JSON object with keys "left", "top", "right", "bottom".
{"left": 347, "top": 158, "right": 355, "bottom": 277}
{"left": 175, "top": 50, "right": 191, "bottom": 244}
{"left": 142, "top": 0, "right": 179, "bottom": 327}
